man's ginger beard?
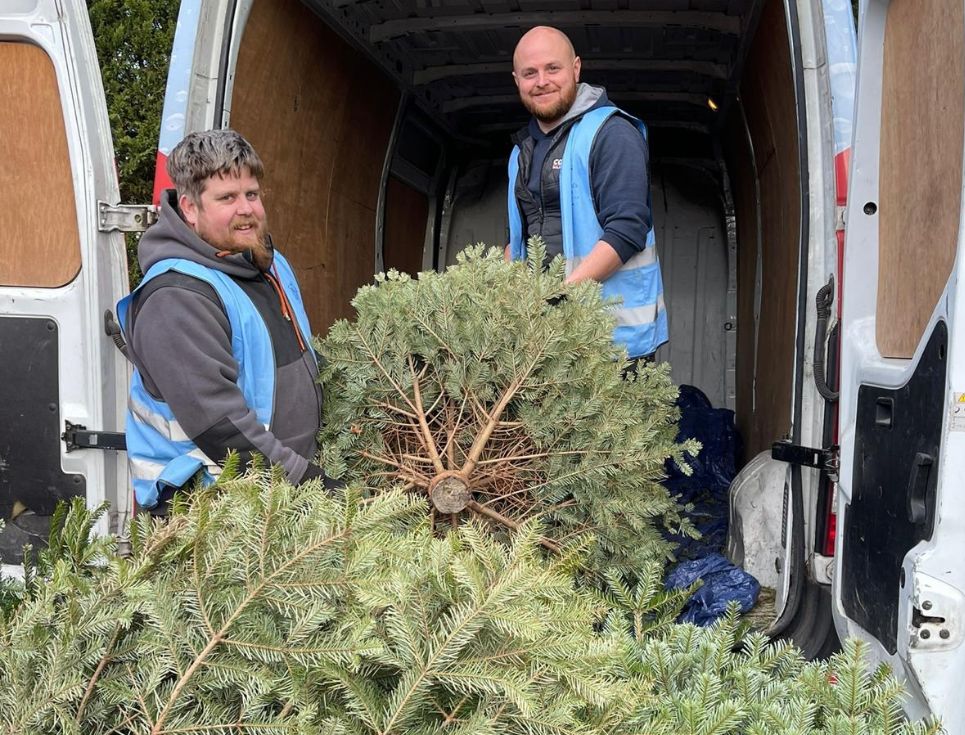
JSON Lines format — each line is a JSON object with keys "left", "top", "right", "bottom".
{"left": 196, "top": 212, "right": 273, "bottom": 271}
{"left": 521, "top": 78, "right": 578, "bottom": 125}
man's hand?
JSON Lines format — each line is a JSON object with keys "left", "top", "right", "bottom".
{"left": 504, "top": 244, "right": 512, "bottom": 262}
{"left": 300, "top": 463, "right": 344, "bottom": 492}
{"left": 564, "top": 240, "right": 623, "bottom": 284}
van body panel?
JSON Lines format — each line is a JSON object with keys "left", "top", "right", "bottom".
{"left": 838, "top": 0, "right": 965, "bottom": 727}
{"left": 152, "top": 0, "right": 238, "bottom": 202}
{"left": 152, "top": 0, "right": 202, "bottom": 202}
{"left": 0, "top": 0, "right": 129, "bottom": 557}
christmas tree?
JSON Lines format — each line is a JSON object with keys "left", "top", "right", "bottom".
{"left": 0, "top": 474, "right": 941, "bottom": 734}
{"left": 320, "top": 244, "right": 698, "bottom": 580}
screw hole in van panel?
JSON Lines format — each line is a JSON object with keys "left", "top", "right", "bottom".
{"left": 864, "top": 202, "right": 878, "bottom": 215}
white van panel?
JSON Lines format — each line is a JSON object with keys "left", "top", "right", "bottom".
{"left": 0, "top": 1, "right": 129, "bottom": 546}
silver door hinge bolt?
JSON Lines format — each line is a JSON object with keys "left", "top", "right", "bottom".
{"left": 98, "top": 202, "right": 158, "bottom": 233}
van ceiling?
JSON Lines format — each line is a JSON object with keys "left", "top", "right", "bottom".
{"left": 308, "top": 1, "right": 763, "bottom": 145}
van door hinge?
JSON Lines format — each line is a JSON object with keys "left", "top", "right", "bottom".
{"left": 771, "top": 440, "right": 839, "bottom": 479}
{"left": 910, "top": 573, "right": 963, "bottom": 650}
{"left": 62, "top": 421, "right": 127, "bottom": 452}
{"left": 98, "top": 202, "right": 158, "bottom": 233}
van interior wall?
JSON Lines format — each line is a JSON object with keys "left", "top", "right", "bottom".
{"left": 383, "top": 175, "right": 429, "bottom": 276}
{"left": 444, "top": 160, "right": 510, "bottom": 266}
{"left": 724, "top": 0, "right": 801, "bottom": 463}
{"left": 230, "top": 0, "right": 399, "bottom": 335}
{"left": 651, "top": 163, "right": 729, "bottom": 408}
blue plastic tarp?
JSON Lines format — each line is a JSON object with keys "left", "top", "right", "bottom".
{"left": 661, "top": 386, "right": 758, "bottom": 625}
{"left": 666, "top": 553, "right": 761, "bottom": 626}
{"left": 664, "top": 385, "right": 742, "bottom": 504}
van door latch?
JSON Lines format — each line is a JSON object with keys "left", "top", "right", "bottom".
{"left": 771, "top": 441, "right": 838, "bottom": 478}
{"left": 62, "top": 421, "right": 127, "bottom": 452}
{"left": 98, "top": 202, "right": 158, "bottom": 233}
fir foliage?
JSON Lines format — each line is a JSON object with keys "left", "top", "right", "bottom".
{"left": 0, "top": 475, "right": 942, "bottom": 735}
{"left": 0, "top": 472, "right": 613, "bottom": 734}
{"left": 320, "top": 243, "right": 699, "bottom": 582}
{"left": 607, "top": 612, "right": 943, "bottom": 735}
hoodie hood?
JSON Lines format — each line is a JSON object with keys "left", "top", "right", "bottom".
{"left": 558, "top": 83, "right": 609, "bottom": 125}
{"left": 138, "top": 190, "right": 272, "bottom": 279}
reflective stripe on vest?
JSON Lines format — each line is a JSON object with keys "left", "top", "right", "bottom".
{"left": 116, "top": 252, "right": 314, "bottom": 508}
{"left": 508, "top": 107, "right": 668, "bottom": 358}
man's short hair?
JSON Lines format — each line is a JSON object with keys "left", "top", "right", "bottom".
{"left": 167, "top": 129, "right": 265, "bottom": 203}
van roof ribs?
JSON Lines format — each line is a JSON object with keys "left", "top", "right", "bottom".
{"left": 307, "top": 0, "right": 763, "bottom": 140}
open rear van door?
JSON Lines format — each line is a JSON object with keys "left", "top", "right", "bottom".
{"left": 0, "top": 0, "right": 130, "bottom": 562}
{"left": 838, "top": 0, "right": 965, "bottom": 726}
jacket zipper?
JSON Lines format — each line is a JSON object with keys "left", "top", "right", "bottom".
{"left": 541, "top": 124, "right": 573, "bottom": 236}
{"left": 530, "top": 125, "right": 574, "bottom": 238}
{"left": 264, "top": 269, "right": 307, "bottom": 353}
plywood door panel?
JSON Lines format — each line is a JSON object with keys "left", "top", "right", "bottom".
{"left": 0, "top": 43, "right": 81, "bottom": 288}
{"left": 734, "top": 0, "right": 800, "bottom": 459}
{"left": 230, "top": 0, "right": 399, "bottom": 337}
{"left": 383, "top": 175, "right": 429, "bottom": 276}
{"left": 877, "top": 0, "right": 964, "bottom": 358}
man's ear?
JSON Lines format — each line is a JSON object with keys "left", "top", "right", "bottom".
{"left": 574, "top": 56, "right": 581, "bottom": 82}
{"left": 512, "top": 70, "right": 519, "bottom": 89}
{"left": 179, "top": 193, "right": 199, "bottom": 230}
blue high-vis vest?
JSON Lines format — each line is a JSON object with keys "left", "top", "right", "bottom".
{"left": 116, "top": 252, "right": 314, "bottom": 509}
{"left": 508, "top": 106, "right": 668, "bottom": 358}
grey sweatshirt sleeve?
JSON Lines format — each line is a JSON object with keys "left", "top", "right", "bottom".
{"left": 589, "top": 115, "right": 652, "bottom": 263}
{"left": 130, "top": 284, "right": 310, "bottom": 483}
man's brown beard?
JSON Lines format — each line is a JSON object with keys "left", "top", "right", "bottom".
{"left": 247, "top": 236, "right": 274, "bottom": 271}
{"left": 200, "top": 219, "right": 273, "bottom": 271}
{"left": 522, "top": 83, "right": 578, "bottom": 124}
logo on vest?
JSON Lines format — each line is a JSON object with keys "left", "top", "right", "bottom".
{"left": 552, "top": 158, "right": 563, "bottom": 170}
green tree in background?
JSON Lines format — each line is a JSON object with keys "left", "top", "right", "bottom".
{"left": 87, "top": 0, "right": 179, "bottom": 282}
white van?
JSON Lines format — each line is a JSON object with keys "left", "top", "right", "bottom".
{"left": 2, "top": 0, "right": 963, "bottom": 729}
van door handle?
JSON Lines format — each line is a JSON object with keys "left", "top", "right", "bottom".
{"left": 907, "top": 452, "right": 934, "bottom": 524}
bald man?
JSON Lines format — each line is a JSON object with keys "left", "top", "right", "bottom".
{"left": 506, "top": 26, "right": 668, "bottom": 361}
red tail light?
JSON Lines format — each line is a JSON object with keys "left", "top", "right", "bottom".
{"left": 823, "top": 507, "right": 837, "bottom": 556}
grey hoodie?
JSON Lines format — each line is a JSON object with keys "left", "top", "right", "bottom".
{"left": 126, "top": 191, "right": 322, "bottom": 503}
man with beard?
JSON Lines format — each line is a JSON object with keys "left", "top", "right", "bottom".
{"left": 118, "top": 129, "right": 325, "bottom": 513}
{"left": 507, "top": 26, "right": 668, "bottom": 362}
